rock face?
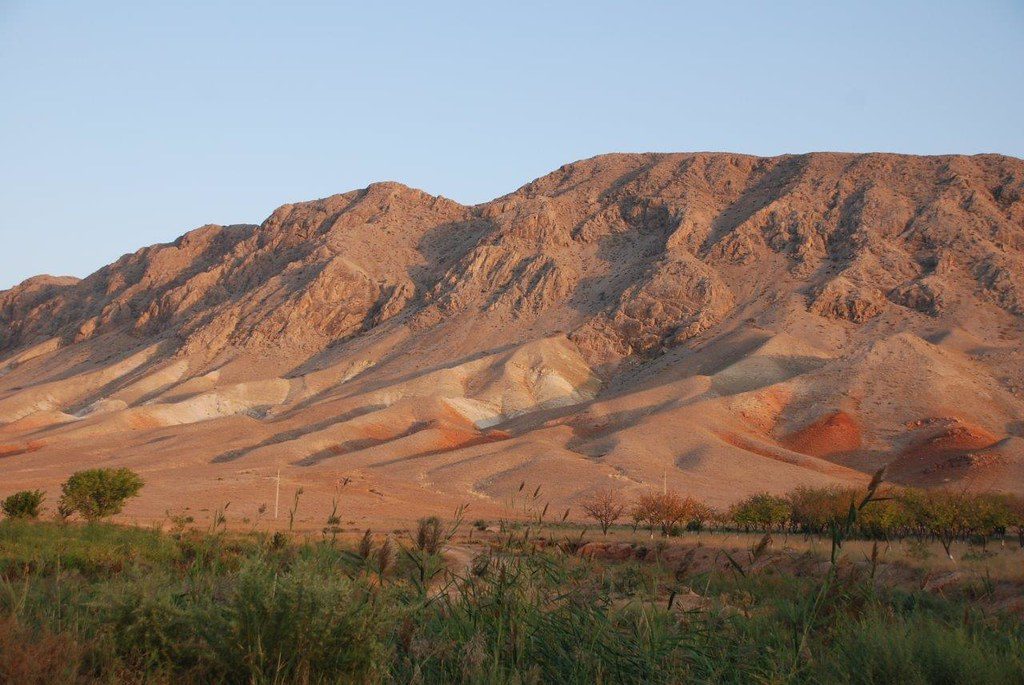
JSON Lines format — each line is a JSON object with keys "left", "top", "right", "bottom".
{"left": 1, "top": 152, "right": 1023, "bottom": 522}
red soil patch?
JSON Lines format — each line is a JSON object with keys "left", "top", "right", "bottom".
{"left": 359, "top": 423, "right": 404, "bottom": 442}
{"left": 924, "top": 451, "right": 1007, "bottom": 474}
{"left": 126, "top": 413, "right": 165, "bottom": 430}
{"left": 890, "top": 419, "right": 1002, "bottom": 479}
{"left": 900, "top": 420, "right": 999, "bottom": 459}
{"left": 781, "top": 411, "right": 862, "bottom": 457}
{"left": 0, "top": 440, "right": 45, "bottom": 458}
{"left": 0, "top": 412, "right": 66, "bottom": 434}
{"left": 432, "top": 424, "right": 511, "bottom": 451}
{"left": 714, "top": 430, "right": 862, "bottom": 479}
{"left": 717, "top": 431, "right": 800, "bottom": 465}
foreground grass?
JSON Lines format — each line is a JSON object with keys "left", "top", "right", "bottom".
{"left": 1, "top": 519, "right": 1022, "bottom": 684}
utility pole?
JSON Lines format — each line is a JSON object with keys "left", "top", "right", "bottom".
{"left": 274, "top": 466, "right": 281, "bottom": 520}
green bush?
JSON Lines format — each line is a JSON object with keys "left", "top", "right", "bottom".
{"left": 1, "top": 490, "right": 45, "bottom": 519}
{"left": 59, "top": 468, "right": 144, "bottom": 521}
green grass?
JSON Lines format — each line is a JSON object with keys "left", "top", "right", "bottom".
{"left": 822, "top": 611, "right": 1024, "bottom": 684}
{"left": 0, "top": 518, "right": 181, "bottom": 576}
{"left": 1, "top": 520, "right": 1022, "bottom": 684}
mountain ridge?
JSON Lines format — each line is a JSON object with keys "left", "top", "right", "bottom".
{"left": 1, "top": 151, "right": 1022, "bottom": 523}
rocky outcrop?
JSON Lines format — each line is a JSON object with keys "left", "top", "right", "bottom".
{"left": 809, "top": 276, "right": 887, "bottom": 323}
{"left": 571, "top": 253, "right": 734, "bottom": 365}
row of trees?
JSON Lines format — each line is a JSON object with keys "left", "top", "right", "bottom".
{"left": 1, "top": 468, "right": 144, "bottom": 522}
{"left": 579, "top": 485, "right": 1024, "bottom": 554}
{"left": 5, "top": 469, "right": 1022, "bottom": 562}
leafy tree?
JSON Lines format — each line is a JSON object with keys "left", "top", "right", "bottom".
{"left": 685, "top": 500, "right": 717, "bottom": 532}
{"left": 60, "top": 468, "right": 144, "bottom": 521}
{"left": 632, "top": 492, "right": 713, "bottom": 536}
{"left": 787, "top": 486, "right": 857, "bottom": 535}
{"left": 855, "top": 494, "right": 912, "bottom": 540}
{"left": 965, "top": 493, "right": 1012, "bottom": 546}
{"left": 631, "top": 493, "right": 666, "bottom": 537}
{"left": 729, "top": 493, "right": 791, "bottom": 532}
{"left": 632, "top": 492, "right": 684, "bottom": 536}
{"left": 1, "top": 489, "right": 45, "bottom": 519}
{"left": 903, "top": 489, "right": 969, "bottom": 560}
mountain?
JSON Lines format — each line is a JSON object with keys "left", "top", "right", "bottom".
{"left": 2, "top": 152, "right": 1023, "bottom": 524}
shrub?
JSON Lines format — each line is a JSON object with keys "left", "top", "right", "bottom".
{"left": 2, "top": 515, "right": 1024, "bottom": 682}
{"left": 820, "top": 609, "right": 1024, "bottom": 683}
{"left": 59, "top": 468, "right": 144, "bottom": 521}
{"left": 0, "top": 616, "right": 92, "bottom": 683}
{"left": 1, "top": 490, "right": 45, "bottom": 519}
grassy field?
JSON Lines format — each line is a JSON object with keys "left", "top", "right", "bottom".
{"left": 1, "top": 515, "right": 1023, "bottom": 684}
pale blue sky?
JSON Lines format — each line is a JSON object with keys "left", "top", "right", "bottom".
{"left": 1, "top": 1, "right": 1022, "bottom": 289}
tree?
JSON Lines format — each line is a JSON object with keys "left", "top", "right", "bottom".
{"left": 631, "top": 492, "right": 696, "bottom": 537}
{"left": 580, "top": 488, "right": 627, "bottom": 535}
{"left": 686, "top": 500, "right": 717, "bottom": 532}
{"left": 903, "top": 489, "right": 969, "bottom": 560}
{"left": 729, "top": 493, "right": 791, "bottom": 532}
{"left": 964, "top": 493, "right": 1012, "bottom": 546}
{"left": 60, "top": 468, "right": 144, "bottom": 521}
{"left": 1, "top": 490, "right": 45, "bottom": 519}
{"left": 1008, "top": 495, "right": 1024, "bottom": 549}
{"left": 856, "top": 494, "right": 912, "bottom": 541}
{"left": 787, "top": 486, "right": 856, "bottom": 535}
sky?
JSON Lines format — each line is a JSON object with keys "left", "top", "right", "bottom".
{"left": 1, "top": 1, "right": 1022, "bottom": 289}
